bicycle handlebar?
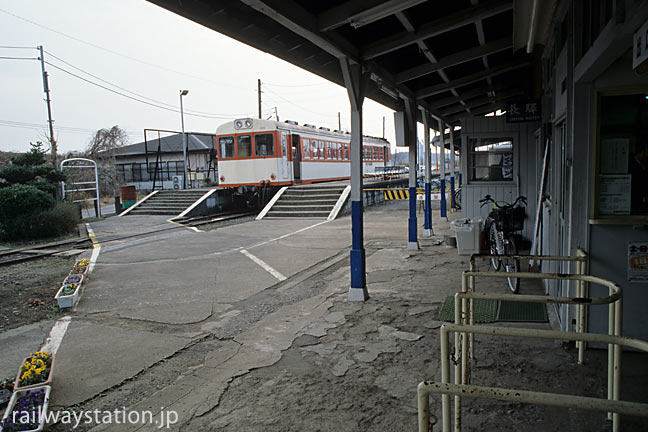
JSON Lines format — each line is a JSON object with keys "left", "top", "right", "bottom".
{"left": 480, "top": 194, "right": 527, "bottom": 209}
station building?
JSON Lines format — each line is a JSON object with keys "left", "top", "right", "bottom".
{"left": 145, "top": 1, "right": 648, "bottom": 340}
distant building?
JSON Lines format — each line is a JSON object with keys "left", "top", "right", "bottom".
{"left": 115, "top": 133, "right": 217, "bottom": 190}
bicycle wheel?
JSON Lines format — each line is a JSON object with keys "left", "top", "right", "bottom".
{"left": 489, "top": 223, "right": 502, "bottom": 271}
{"left": 454, "top": 188, "right": 461, "bottom": 210}
{"left": 504, "top": 236, "right": 520, "bottom": 293}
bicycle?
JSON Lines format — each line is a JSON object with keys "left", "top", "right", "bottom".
{"left": 479, "top": 194, "right": 527, "bottom": 293}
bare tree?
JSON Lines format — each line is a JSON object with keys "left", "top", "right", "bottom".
{"left": 85, "top": 126, "right": 129, "bottom": 196}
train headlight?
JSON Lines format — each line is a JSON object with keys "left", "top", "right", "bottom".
{"left": 234, "top": 118, "right": 253, "bottom": 130}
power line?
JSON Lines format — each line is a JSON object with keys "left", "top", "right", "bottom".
{"left": 263, "top": 87, "right": 339, "bottom": 119}
{"left": 43, "top": 50, "right": 248, "bottom": 118}
{"left": 44, "top": 60, "right": 243, "bottom": 120}
{"left": 0, "top": 56, "right": 38, "bottom": 60}
{"left": 0, "top": 7, "right": 254, "bottom": 93}
{"left": 0, "top": 119, "right": 142, "bottom": 136}
{"left": 0, "top": 45, "right": 35, "bottom": 49}
{"left": 263, "top": 81, "right": 331, "bottom": 88}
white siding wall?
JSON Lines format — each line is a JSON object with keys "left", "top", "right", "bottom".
{"left": 460, "top": 116, "right": 539, "bottom": 242}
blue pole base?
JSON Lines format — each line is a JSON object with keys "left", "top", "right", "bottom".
{"left": 424, "top": 182, "right": 431, "bottom": 230}
{"left": 350, "top": 248, "right": 366, "bottom": 289}
{"left": 440, "top": 179, "right": 447, "bottom": 219}
{"left": 408, "top": 186, "right": 418, "bottom": 248}
{"left": 450, "top": 176, "right": 456, "bottom": 210}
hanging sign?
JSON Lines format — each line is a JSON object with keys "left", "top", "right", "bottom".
{"left": 505, "top": 99, "right": 541, "bottom": 123}
{"left": 628, "top": 242, "right": 648, "bottom": 282}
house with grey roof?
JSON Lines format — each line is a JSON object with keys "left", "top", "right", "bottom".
{"left": 115, "top": 133, "right": 218, "bottom": 190}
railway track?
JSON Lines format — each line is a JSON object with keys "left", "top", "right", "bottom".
{"left": 0, "top": 210, "right": 256, "bottom": 267}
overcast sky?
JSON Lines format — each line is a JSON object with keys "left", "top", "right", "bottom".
{"left": 1, "top": 0, "right": 407, "bottom": 155}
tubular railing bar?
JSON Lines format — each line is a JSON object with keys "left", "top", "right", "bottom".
{"left": 468, "top": 252, "right": 589, "bottom": 362}
{"left": 458, "top": 270, "right": 621, "bottom": 430}
{"left": 421, "top": 323, "right": 647, "bottom": 432}
{"left": 576, "top": 248, "right": 588, "bottom": 365}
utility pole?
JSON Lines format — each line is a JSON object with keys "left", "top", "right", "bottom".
{"left": 257, "top": 79, "right": 262, "bottom": 119}
{"left": 38, "top": 46, "right": 56, "bottom": 167}
{"left": 382, "top": 116, "right": 385, "bottom": 139}
{"left": 338, "top": 112, "right": 341, "bottom": 130}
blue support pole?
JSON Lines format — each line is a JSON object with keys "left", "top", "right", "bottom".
{"left": 350, "top": 200, "right": 366, "bottom": 289}
{"left": 408, "top": 185, "right": 417, "bottom": 244}
{"left": 424, "top": 182, "right": 431, "bottom": 231}
{"left": 440, "top": 178, "right": 447, "bottom": 218}
{"left": 450, "top": 176, "right": 456, "bottom": 210}
{"left": 459, "top": 172, "right": 462, "bottom": 187}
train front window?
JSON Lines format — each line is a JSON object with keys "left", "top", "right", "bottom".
{"left": 255, "top": 133, "right": 274, "bottom": 157}
{"left": 219, "top": 136, "right": 234, "bottom": 159}
{"left": 237, "top": 135, "right": 252, "bottom": 158}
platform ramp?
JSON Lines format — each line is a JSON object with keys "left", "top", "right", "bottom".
{"left": 260, "top": 185, "right": 349, "bottom": 219}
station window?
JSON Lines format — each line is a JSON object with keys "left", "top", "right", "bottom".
{"left": 468, "top": 137, "right": 514, "bottom": 182}
{"left": 596, "top": 94, "right": 648, "bottom": 217}
{"left": 237, "top": 135, "right": 252, "bottom": 158}
{"left": 255, "top": 133, "right": 274, "bottom": 157}
{"left": 219, "top": 136, "right": 235, "bottom": 159}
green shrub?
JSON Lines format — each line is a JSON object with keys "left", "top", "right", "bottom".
{"left": 0, "top": 184, "right": 54, "bottom": 221}
{"left": 28, "top": 202, "right": 81, "bottom": 239}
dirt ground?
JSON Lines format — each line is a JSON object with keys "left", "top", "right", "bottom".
{"left": 0, "top": 256, "right": 77, "bottom": 333}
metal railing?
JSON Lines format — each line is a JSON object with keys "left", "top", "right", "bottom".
{"left": 418, "top": 323, "right": 648, "bottom": 432}
{"left": 468, "top": 251, "right": 589, "bottom": 362}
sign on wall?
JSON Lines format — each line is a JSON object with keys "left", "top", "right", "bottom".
{"left": 628, "top": 242, "right": 648, "bottom": 282}
{"left": 599, "top": 174, "right": 631, "bottom": 215}
{"left": 505, "top": 100, "right": 541, "bottom": 123}
{"left": 632, "top": 18, "right": 648, "bottom": 73}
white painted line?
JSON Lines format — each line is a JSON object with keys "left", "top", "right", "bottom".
{"left": 40, "top": 316, "right": 71, "bottom": 355}
{"left": 85, "top": 223, "right": 101, "bottom": 273}
{"left": 240, "top": 249, "right": 287, "bottom": 281}
{"left": 248, "top": 220, "right": 329, "bottom": 250}
{"left": 118, "top": 190, "right": 159, "bottom": 217}
{"left": 256, "top": 186, "right": 288, "bottom": 220}
{"left": 173, "top": 188, "right": 218, "bottom": 220}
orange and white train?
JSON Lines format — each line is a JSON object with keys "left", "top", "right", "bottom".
{"left": 215, "top": 118, "right": 390, "bottom": 188}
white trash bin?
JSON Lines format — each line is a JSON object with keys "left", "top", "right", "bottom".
{"left": 450, "top": 217, "right": 483, "bottom": 256}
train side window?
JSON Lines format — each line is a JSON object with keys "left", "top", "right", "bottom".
{"left": 219, "top": 136, "right": 235, "bottom": 159}
{"left": 303, "top": 139, "right": 310, "bottom": 159}
{"left": 318, "top": 141, "right": 324, "bottom": 159}
{"left": 238, "top": 135, "right": 252, "bottom": 158}
{"left": 344, "top": 144, "right": 349, "bottom": 160}
{"left": 255, "top": 133, "right": 274, "bottom": 157}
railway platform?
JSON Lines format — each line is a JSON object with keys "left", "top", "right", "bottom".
{"left": 1, "top": 201, "right": 646, "bottom": 431}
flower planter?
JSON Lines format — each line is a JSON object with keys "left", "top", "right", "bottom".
{"left": 14, "top": 353, "right": 54, "bottom": 391}
{"left": 62, "top": 274, "right": 84, "bottom": 285}
{"left": 0, "top": 386, "right": 50, "bottom": 432}
{"left": 54, "top": 282, "right": 81, "bottom": 309}
{"left": 70, "top": 258, "right": 90, "bottom": 275}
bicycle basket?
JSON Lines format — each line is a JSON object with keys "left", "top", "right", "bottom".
{"left": 492, "top": 206, "right": 525, "bottom": 231}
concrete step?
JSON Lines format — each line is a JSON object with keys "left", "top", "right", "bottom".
{"left": 277, "top": 199, "right": 339, "bottom": 205}
{"left": 281, "top": 193, "right": 342, "bottom": 199}
{"left": 133, "top": 206, "right": 187, "bottom": 211}
{"left": 272, "top": 204, "right": 333, "bottom": 212}
{"left": 128, "top": 209, "right": 179, "bottom": 215}
{"left": 265, "top": 210, "right": 329, "bottom": 218}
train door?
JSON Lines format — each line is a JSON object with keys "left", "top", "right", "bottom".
{"left": 280, "top": 131, "right": 289, "bottom": 179}
{"left": 292, "top": 134, "right": 301, "bottom": 182}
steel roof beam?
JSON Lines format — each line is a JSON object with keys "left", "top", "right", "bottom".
{"left": 416, "top": 60, "right": 529, "bottom": 99}
{"left": 318, "top": 0, "right": 427, "bottom": 31}
{"left": 430, "top": 81, "right": 525, "bottom": 108}
{"left": 395, "top": 37, "right": 512, "bottom": 83}
{"left": 362, "top": 0, "right": 512, "bottom": 60}
{"left": 240, "top": 0, "right": 360, "bottom": 61}
{"left": 440, "top": 89, "right": 523, "bottom": 116}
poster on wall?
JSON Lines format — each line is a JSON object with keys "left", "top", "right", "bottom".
{"left": 628, "top": 243, "right": 648, "bottom": 282}
{"left": 599, "top": 174, "right": 631, "bottom": 215}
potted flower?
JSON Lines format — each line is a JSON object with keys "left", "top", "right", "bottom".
{"left": 14, "top": 352, "right": 54, "bottom": 391}
{"left": 70, "top": 258, "right": 90, "bottom": 275}
{"left": 62, "top": 274, "right": 83, "bottom": 285}
{"left": 54, "top": 280, "right": 81, "bottom": 309}
{"left": 0, "top": 386, "right": 50, "bottom": 432}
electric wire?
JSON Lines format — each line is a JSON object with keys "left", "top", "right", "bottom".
{"left": 0, "top": 7, "right": 255, "bottom": 93}
{"left": 0, "top": 56, "right": 38, "bottom": 60}
{"left": 44, "top": 60, "right": 243, "bottom": 120}
{"left": 42, "top": 50, "right": 249, "bottom": 118}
